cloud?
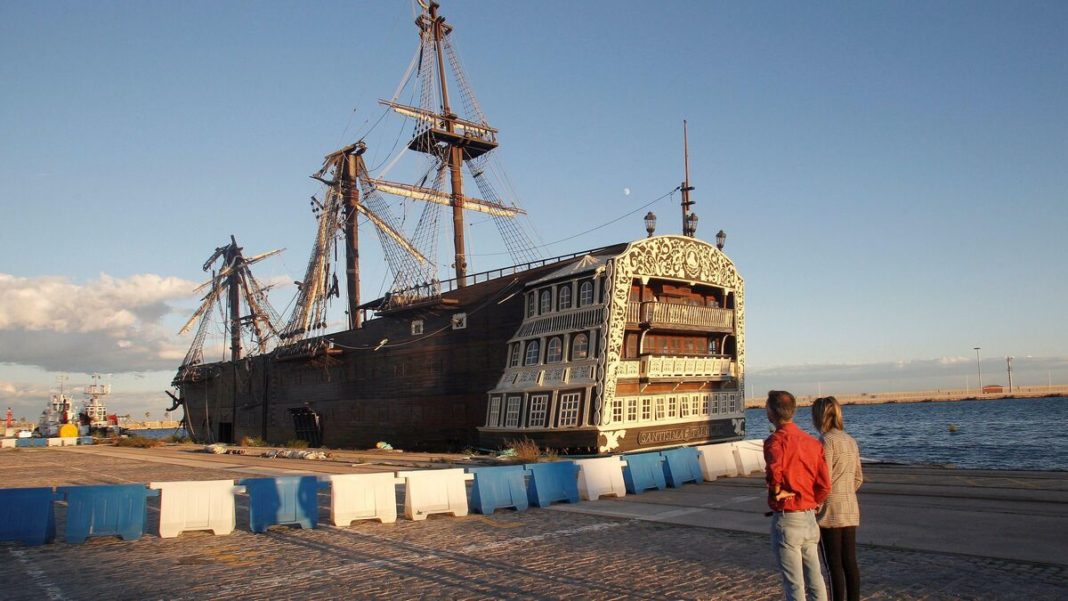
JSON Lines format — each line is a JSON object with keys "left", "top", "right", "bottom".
{"left": 0, "top": 273, "right": 198, "bottom": 373}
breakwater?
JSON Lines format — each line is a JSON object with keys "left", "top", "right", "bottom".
{"left": 745, "top": 384, "right": 1067, "bottom": 408}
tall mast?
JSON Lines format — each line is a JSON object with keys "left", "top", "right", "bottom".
{"left": 340, "top": 145, "right": 364, "bottom": 329}
{"left": 680, "top": 120, "right": 696, "bottom": 237}
{"left": 429, "top": 1, "right": 468, "bottom": 286}
{"left": 226, "top": 235, "right": 242, "bottom": 361}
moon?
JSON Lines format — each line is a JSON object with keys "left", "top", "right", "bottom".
{"left": 623, "top": 188, "right": 631, "bottom": 196}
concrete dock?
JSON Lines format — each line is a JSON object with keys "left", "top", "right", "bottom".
{"left": 1, "top": 445, "right": 1066, "bottom": 600}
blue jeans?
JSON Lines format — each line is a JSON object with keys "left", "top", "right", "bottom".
{"left": 771, "top": 510, "right": 827, "bottom": 601}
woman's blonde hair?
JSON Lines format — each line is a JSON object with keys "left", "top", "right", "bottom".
{"left": 811, "top": 396, "right": 844, "bottom": 433}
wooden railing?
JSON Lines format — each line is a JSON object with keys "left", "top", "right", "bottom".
{"left": 626, "top": 301, "right": 733, "bottom": 331}
{"left": 617, "top": 355, "right": 734, "bottom": 379}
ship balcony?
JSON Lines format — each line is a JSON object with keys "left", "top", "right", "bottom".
{"left": 617, "top": 354, "right": 735, "bottom": 381}
{"left": 626, "top": 301, "right": 734, "bottom": 332}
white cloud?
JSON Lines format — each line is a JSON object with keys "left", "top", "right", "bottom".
{"left": 0, "top": 273, "right": 198, "bottom": 373}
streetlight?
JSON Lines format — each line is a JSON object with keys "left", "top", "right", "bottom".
{"left": 644, "top": 211, "right": 657, "bottom": 237}
{"left": 716, "top": 229, "right": 727, "bottom": 250}
{"left": 1006, "top": 356, "right": 1014, "bottom": 393}
{"left": 974, "top": 347, "right": 983, "bottom": 393}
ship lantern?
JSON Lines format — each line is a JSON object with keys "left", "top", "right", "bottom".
{"left": 716, "top": 229, "right": 726, "bottom": 250}
{"left": 644, "top": 211, "right": 657, "bottom": 237}
{"left": 685, "top": 212, "right": 699, "bottom": 237}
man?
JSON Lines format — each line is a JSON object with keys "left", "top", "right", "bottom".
{"left": 764, "top": 390, "right": 831, "bottom": 601}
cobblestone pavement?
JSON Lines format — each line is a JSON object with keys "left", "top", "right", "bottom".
{"left": 2, "top": 448, "right": 1066, "bottom": 600}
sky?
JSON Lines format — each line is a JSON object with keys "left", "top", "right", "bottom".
{"left": 1, "top": 1, "right": 1066, "bottom": 420}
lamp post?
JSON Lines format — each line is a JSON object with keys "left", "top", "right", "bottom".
{"left": 1006, "top": 356, "right": 1013, "bottom": 393}
{"left": 644, "top": 211, "right": 657, "bottom": 237}
{"left": 974, "top": 347, "right": 983, "bottom": 393}
{"left": 716, "top": 229, "right": 726, "bottom": 250}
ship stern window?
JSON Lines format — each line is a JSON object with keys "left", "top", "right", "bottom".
{"left": 509, "top": 343, "right": 521, "bottom": 367}
{"left": 524, "top": 340, "right": 541, "bottom": 365}
{"left": 578, "top": 280, "right": 594, "bottom": 306}
{"left": 539, "top": 289, "right": 552, "bottom": 314}
{"left": 571, "top": 333, "right": 589, "bottom": 360}
{"left": 526, "top": 292, "right": 536, "bottom": 318}
{"left": 655, "top": 397, "right": 666, "bottom": 420}
{"left": 504, "top": 396, "right": 522, "bottom": 428}
{"left": 546, "top": 337, "right": 563, "bottom": 363}
{"left": 611, "top": 399, "right": 623, "bottom": 424}
{"left": 487, "top": 396, "right": 502, "bottom": 427}
{"left": 641, "top": 398, "right": 652, "bottom": 421}
{"left": 528, "top": 394, "right": 548, "bottom": 428}
{"left": 558, "top": 284, "right": 572, "bottom": 310}
{"left": 558, "top": 392, "right": 581, "bottom": 427}
{"left": 626, "top": 398, "right": 638, "bottom": 422}
{"left": 411, "top": 319, "right": 424, "bottom": 336}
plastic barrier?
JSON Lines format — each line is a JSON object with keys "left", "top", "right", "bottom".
{"left": 733, "top": 439, "right": 766, "bottom": 475}
{"left": 397, "top": 468, "right": 473, "bottom": 521}
{"left": 46, "top": 438, "right": 63, "bottom": 447}
{"left": 696, "top": 442, "right": 740, "bottom": 480}
{"left": 466, "top": 465, "right": 529, "bottom": 515}
{"left": 0, "top": 439, "right": 15, "bottom": 449}
{"left": 149, "top": 480, "right": 245, "bottom": 538}
{"left": 60, "top": 437, "right": 79, "bottom": 447}
{"left": 574, "top": 456, "right": 628, "bottom": 501}
{"left": 56, "top": 484, "right": 159, "bottom": 544}
{"left": 78, "top": 436, "right": 95, "bottom": 445}
{"left": 0, "top": 487, "right": 59, "bottom": 546}
{"left": 238, "top": 476, "right": 327, "bottom": 533}
{"left": 16, "top": 438, "right": 47, "bottom": 448}
{"left": 323, "top": 472, "right": 402, "bottom": 525}
{"left": 660, "top": 447, "right": 704, "bottom": 487}
{"left": 524, "top": 461, "right": 580, "bottom": 507}
{"left": 621, "top": 452, "right": 667, "bottom": 494}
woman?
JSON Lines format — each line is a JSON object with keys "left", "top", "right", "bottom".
{"left": 812, "top": 396, "right": 863, "bottom": 601}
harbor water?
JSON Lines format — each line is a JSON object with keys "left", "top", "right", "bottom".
{"left": 746, "top": 396, "right": 1068, "bottom": 471}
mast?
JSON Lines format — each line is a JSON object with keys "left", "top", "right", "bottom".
{"left": 226, "top": 235, "right": 242, "bottom": 361}
{"left": 680, "top": 120, "right": 696, "bottom": 237}
{"left": 428, "top": 1, "right": 468, "bottom": 285}
{"left": 340, "top": 145, "right": 364, "bottom": 329}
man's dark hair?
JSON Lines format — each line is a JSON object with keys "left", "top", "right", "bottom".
{"left": 766, "top": 390, "right": 797, "bottom": 425}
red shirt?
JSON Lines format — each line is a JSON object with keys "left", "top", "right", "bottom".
{"left": 764, "top": 422, "right": 831, "bottom": 511}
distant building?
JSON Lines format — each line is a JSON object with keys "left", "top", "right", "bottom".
{"left": 982, "top": 384, "right": 1004, "bottom": 393}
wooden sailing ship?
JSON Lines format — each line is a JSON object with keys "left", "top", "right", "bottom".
{"left": 170, "top": 2, "right": 746, "bottom": 453}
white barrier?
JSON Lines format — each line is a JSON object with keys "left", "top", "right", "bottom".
{"left": 696, "top": 443, "right": 740, "bottom": 480}
{"left": 148, "top": 480, "right": 245, "bottom": 538}
{"left": 47, "top": 438, "right": 63, "bottom": 447}
{"left": 60, "top": 438, "right": 79, "bottom": 447}
{"left": 398, "top": 468, "right": 473, "bottom": 521}
{"left": 324, "top": 472, "right": 401, "bottom": 525}
{"left": 574, "top": 456, "right": 628, "bottom": 501}
{"left": 733, "top": 439, "right": 766, "bottom": 475}
{"left": 0, "top": 438, "right": 15, "bottom": 449}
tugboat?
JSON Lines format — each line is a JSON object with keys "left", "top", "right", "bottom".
{"left": 170, "top": 2, "right": 746, "bottom": 453}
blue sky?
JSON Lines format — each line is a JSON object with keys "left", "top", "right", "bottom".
{"left": 1, "top": 1, "right": 1066, "bottom": 418}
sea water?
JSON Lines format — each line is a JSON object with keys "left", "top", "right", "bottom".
{"left": 745, "top": 396, "right": 1068, "bottom": 471}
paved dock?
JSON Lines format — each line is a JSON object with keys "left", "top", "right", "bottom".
{"left": 1, "top": 445, "right": 1066, "bottom": 600}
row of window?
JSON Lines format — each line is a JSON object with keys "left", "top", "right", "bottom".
{"left": 485, "top": 391, "right": 741, "bottom": 431}
{"left": 487, "top": 391, "right": 584, "bottom": 429}
{"left": 509, "top": 331, "right": 591, "bottom": 367}
{"left": 526, "top": 279, "right": 596, "bottom": 318}
{"left": 608, "top": 393, "right": 740, "bottom": 425}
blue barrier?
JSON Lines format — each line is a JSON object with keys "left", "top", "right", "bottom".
{"left": 466, "top": 466, "right": 529, "bottom": 514}
{"left": 523, "top": 461, "right": 580, "bottom": 507}
{"left": 57, "top": 484, "right": 159, "bottom": 544}
{"left": 622, "top": 452, "right": 667, "bottom": 494}
{"left": 660, "top": 447, "right": 704, "bottom": 487}
{"left": 0, "top": 487, "right": 59, "bottom": 546}
{"left": 16, "top": 438, "right": 48, "bottom": 448}
{"left": 239, "top": 476, "right": 327, "bottom": 533}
